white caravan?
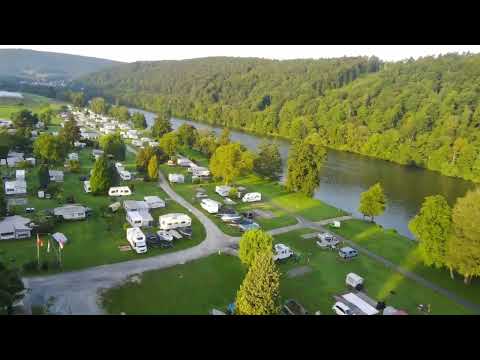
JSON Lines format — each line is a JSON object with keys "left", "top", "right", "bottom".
{"left": 200, "top": 199, "right": 221, "bottom": 214}
{"left": 126, "top": 210, "right": 153, "bottom": 228}
{"left": 126, "top": 227, "right": 147, "bottom": 254}
{"left": 83, "top": 181, "right": 92, "bottom": 193}
{"left": 144, "top": 196, "right": 165, "bottom": 209}
{"left": 273, "top": 243, "right": 294, "bottom": 261}
{"left": 158, "top": 213, "right": 192, "bottom": 230}
{"left": 108, "top": 186, "right": 132, "bottom": 197}
{"left": 215, "top": 185, "right": 232, "bottom": 197}
{"left": 4, "top": 180, "right": 27, "bottom": 196}
{"left": 168, "top": 173, "right": 184, "bottom": 183}
{"left": 119, "top": 170, "right": 132, "bottom": 181}
{"left": 242, "top": 192, "right": 261, "bottom": 203}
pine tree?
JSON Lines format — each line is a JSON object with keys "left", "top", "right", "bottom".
{"left": 235, "top": 250, "right": 280, "bottom": 315}
{"left": 147, "top": 155, "right": 159, "bottom": 181}
{"left": 90, "top": 155, "right": 114, "bottom": 195}
{"left": 358, "top": 183, "right": 386, "bottom": 222}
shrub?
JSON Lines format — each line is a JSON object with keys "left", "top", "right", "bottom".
{"left": 23, "top": 261, "right": 37, "bottom": 272}
{"left": 68, "top": 160, "right": 81, "bottom": 173}
{"left": 228, "top": 188, "right": 238, "bottom": 199}
{"left": 41, "top": 261, "right": 49, "bottom": 271}
{"left": 66, "top": 194, "right": 75, "bottom": 204}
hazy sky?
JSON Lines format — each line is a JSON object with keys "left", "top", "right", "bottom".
{"left": 2, "top": 45, "right": 480, "bottom": 63}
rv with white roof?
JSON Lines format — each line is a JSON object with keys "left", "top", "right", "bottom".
{"left": 273, "top": 244, "right": 294, "bottom": 261}
{"left": 200, "top": 199, "right": 221, "bottom": 214}
{"left": 158, "top": 213, "right": 192, "bottom": 230}
{"left": 126, "top": 227, "right": 147, "bottom": 253}
{"left": 242, "top": 192, "right": 261, "bottom": 203}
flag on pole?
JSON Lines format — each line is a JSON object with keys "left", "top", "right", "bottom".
{"left": 36, "top": 234, "right": 44, "bottom": 247}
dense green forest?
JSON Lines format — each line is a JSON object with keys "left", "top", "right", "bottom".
{"left": 75, "top": 54, "right": 480, "bottom": 182}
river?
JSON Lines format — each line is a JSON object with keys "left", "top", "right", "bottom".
{"left": 130, "top": 108, "right": 476, "bottom": 239}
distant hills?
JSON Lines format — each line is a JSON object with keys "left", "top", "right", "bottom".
{"left": 0, "top": 49, "right": 122, "bottom": 82}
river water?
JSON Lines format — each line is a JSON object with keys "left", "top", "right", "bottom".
{"left": 131, "top": 108, "right": 476, "bottom": 239}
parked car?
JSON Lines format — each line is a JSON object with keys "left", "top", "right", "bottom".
{"left": 25, "top": 207, "right": 35, "bottom": 213}
{"left": 177, "top": 227, "right": 192, "bottom": 237}
{"left": 338, "top": 247, "right": 358, "bottom": 260}
{"left": 216, "top": 206, "right": 236, "bottom": 217}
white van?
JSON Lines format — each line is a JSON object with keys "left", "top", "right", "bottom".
{"left": 273, "top": 244, "right": 294, "bottom": 261}
{"left": 83, "top": 181, "right": 91, "bottom": 193}
{"left": 200, "top": 199, "right": 221, "bottom": 214}
{"left": 242, "top": 192, "right": 261, "bottom": 203}
{"left": 332, "top": 302, "right": 354, "bottom": 315}
{"left": 108, "top": 186, "right": 132, "bottom": 197}
{"left": 346, "top": 273, "right": 364, "bottom": 290}
{"left": 126, "top": 227, "right": 147, "bottom": 254}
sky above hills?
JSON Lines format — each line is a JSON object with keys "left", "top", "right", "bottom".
{"left": 1, "top": 45, "right": 480, "bottom": 63}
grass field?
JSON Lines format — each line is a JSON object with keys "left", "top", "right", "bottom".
{"left": 330, "top": 219, "right": 480, "bottom": 308}
{"left": 0, "top": 147, "right": 206, "bottom": 274}
{"left": 0, "top": 93, "right": 64, "bottom": 119}
{"left": 101, "top": 228, "right": 471, "bottom": 315}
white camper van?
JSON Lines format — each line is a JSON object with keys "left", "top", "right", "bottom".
{"left": 158, "top": 213, "right": 192, "bottom": 230}
{"left": 200, "top": 199, "right": 221, "bottom": 214}
{"left": 242, "top": 192, "right": 261, "bottom": 203}
{"left": 273, "top": 244, "right": 294, "bottom": 261}
{"left": 346, "top": 273, "right": 364, "bottom": 290}
{"left": 83, "top": 181, "right": 92, "bottom": 193}
{"left": 108, "top": 186, "right": 132, "bottom": 197}
{"left": 126, "top": 227, "right": 147, "bottom": 254}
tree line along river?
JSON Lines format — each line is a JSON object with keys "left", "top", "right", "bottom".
{"left": 130, "top": 108, "right": 475, "bottom": 239}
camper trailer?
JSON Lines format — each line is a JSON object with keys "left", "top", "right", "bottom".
{"left": 83, "top": 181, "right": 92, "bottom": 193}
{"left": 273, "top": 243, "right": 294, "bottom": 261}
{"left": 108, "top": 186, "right": 132, "bottom": 197}
{"left": 126, "top": 210, "right": 153, "bottom": 228}
{"left": 119, "top": 170, "right": 132, "bottom": 181}
{"left": 144, "top": 196, "right": 165, "bottom": 209}
{"left": 241, "top": 192, "right": 261, "bottom": 203}
{"left": 215, "top": 185, "right": 232, "bottom": 197}
{"left": 200, "top": 199, "right": 221, "bottom": 214}
{"left": 168, "top": 173, "right": 184, "bottom": 183}
{"left": 53, "top": 205, "right": 87, "bottom": 220}
{"left": 126, "top": 227, "right": 147, "bottom": 254}
{"left": 158, "top": 213, "right": 192, "bottom": 230}
{"left": 4, "top": 180, "right": 27, "bottom": 196}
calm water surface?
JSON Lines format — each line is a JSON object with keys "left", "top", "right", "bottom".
{"left": 131, "top": 108, "right": 476, "bottom": 239}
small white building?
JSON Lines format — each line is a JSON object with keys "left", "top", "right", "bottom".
{"left": 168, "top": 173, "right": 185, "bottom": 183}
{"left": 0, "top": 216, "right": 32, "bottom": 240}
{"left": 49, "top": 170, "right": 64, "bottom": 182}
{"left": 158, "top": 213, "right": 192, "bottom": 230}
{"left": 4, "top": 180, "right": 27, "bottom": 195}
{"left": 144, "top": 196, "right": 165, "bottom": 209}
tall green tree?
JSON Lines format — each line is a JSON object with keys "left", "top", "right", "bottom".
{"left": 59, "top": 118, "right": 81, "bottom": 147}
{"left": 33, "top": 133, "right": 66, "bottom": 164}
{"left": 0, "top": 182, "right": 7, "bottom": 218}
{"left": 218, "top": 128, "right": 231, "bottom": 146}
{"left": 90, "top": 155, "right": 117, "bottom": 195}
{"left": 147, "top": 155, "right": 159, "bottom": 181}
{"left": 408, "top": 195, "right": 452, "bottom": 268}
{"left": 254, "top": 141, "right": 282, "bottom": 180}
{"left": 37, "top": 164, "right": 50, "bottom": 189}
{"left": 151, "top": 113, "right": 172, "bottom": 138}
{"left": 132, "top": 112, "right": 147, "bottom": 129}
{"left": 90, "top": 97, "right": 108, "bottom": 114}
{"left": 159, "top": 132, "right": 179, "bottom": 157}
{"left": 286, "top": 139, "right": 326, "bottom": 196}
{"left": 235, "top": 250, "right": 280, "bottom": 315}
{"left": 109, "top": 105, "right": 131, "bottom": 122}
{"left": 136, "top": 146, "right": 155, "bottom": 173}
{"left": 0, "top": 262, "right": 25, "bottom": 315}
{"left": 176, "top": 124, "right": 198, "bottom": 147}
{"left": 11, "top": 109, "right": 38, "bottom": 129}
{"left": 99, "top": 133, "right": 126, "bottom": 161}
{"left": 69, "top": 91, "right": 85, "bottom": 108}
{"left": 447, "top": 189, "right": 480, "bottom": 284}
{"left": 209, "top": 143, "right": 255, "bottom": 184}
{"left": 358, "top": 183, "right": 387, "bottom": 222}
{"left": 238, "top": 229, "right": 274, "bottom": 267}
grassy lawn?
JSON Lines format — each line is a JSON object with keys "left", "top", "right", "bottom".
{"left": 100, "top": 228, "right": 471, "bottom": 315}
{"left": 330, "top": 219, "right": 480, "bottom": 308}
{"left": 0, "top": 93, "right": 64, "bottom": 119}
{"left": 0, "top": 147, "right": 206, "bottom": 274}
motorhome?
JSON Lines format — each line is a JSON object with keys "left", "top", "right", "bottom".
{"left": 200, "top": 199, "right": 221, "bottom": 214}
{"left": 53, "top": 204, "right": 87, "bottom": 220}
{"left": 215, "top": 185, "right": 232, "bottom": 197}
{"left": 83, "top": 181, "right": 92, "bottom": 193}
{"left": 108, "top": 186, "right": 132, "bottom": 197}
{"left": 119, "top": 170, "right": 132, "bottom": 181}
{"left": 4, "top": 180, "right": 27, "bottom": 196}
{"left": 126, "top": 227, "right": 147, "bottom": 254}
{"left": 144, "top": 196, "right": 165, "bottom": 209}
{"left": 241, "top": 192, "right": 261, "bottom": 203}
{"left": 158, "top": 213, "right": 192, "bottom": 230}
{"left": 273, "top": 243, "right": 294, "bottom": 261}
{"left": 168, "top": 173, "right": 184, "bottom": 183}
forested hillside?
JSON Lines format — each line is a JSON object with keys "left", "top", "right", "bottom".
{"left": 0, "top": 49, "right": 121, "bottom": 81}
{"left": 76, "top": 54, "right": 480, "bottom": 182}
